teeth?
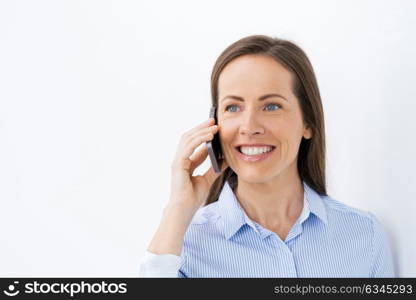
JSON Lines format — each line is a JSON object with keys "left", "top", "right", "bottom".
{"left": 240, "top": 146, "right": 273, "bottom": 156}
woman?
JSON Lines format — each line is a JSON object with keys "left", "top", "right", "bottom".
{"left": 139, "top": 35, "right": 396, "bottom": 277}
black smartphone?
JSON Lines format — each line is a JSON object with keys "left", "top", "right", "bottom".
{"left": 206, "top": 106, "right": 223, "bottom": 173}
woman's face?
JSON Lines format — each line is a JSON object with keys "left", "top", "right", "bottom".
{"left": 217, "top": 54, "right": 312, "bottom": 183}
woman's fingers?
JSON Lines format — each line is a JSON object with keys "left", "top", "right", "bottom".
{"left": 176, "top": 125, "right": 219, "bottom": 166}
{"left": 189, "top": 145, "right": 209, "bottom": 174}
{"left": 183, "top": 118, "right": 215, "bottom": 138}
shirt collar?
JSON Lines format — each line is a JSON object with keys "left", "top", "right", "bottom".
{"left": 302, "top": 181, "right": 328, "bottom": 226}
{"left": 216, "top": 178, "right": 328, "bottom": 240}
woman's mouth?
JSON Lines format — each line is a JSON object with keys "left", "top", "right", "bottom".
{"left": 235, "top": 146, "right": 276, "bottom": 162}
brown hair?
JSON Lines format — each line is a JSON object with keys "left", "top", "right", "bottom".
{"left": 204, "top": 34, "right": 327, "bottom": 206}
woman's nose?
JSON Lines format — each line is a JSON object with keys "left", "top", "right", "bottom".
{"left": 240, "top": 127, "right": 264, "bottom": 135}
{"left": 238, "top": 113, "right": 265, "bottom": 136}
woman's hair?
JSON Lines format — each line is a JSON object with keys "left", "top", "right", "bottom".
{"left": 204, "top": 34, "right": 327, "bottom": 206}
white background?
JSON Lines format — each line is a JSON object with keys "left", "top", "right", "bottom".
{"left": 0, "top": 0, "right": 415, "bottom": 277}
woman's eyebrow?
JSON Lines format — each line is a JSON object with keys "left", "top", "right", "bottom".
{"left": 220, "top": 93, "right": 288, "bottom": 103}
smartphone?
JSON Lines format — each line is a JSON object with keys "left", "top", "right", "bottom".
{"left": 206, "top": 106, "right": 223, "bottom": 173}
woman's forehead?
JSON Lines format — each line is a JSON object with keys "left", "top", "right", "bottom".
{"left": 218, "top": 55, "right": 294, "bottom": 96}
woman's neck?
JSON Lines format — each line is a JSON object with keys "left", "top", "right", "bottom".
{"left": 234, "top": 173, "right": 304, "bottom": 231}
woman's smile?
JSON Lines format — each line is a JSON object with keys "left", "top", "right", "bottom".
{"left": 234, "top": 146, "right": 277, "bottom": 162}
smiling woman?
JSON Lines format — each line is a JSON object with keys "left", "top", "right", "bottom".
{"left": 207, "top": 52, "right": 316, "bottom": 212}
{"left": 138, "top": 35, "right": 396, "bottom": 278}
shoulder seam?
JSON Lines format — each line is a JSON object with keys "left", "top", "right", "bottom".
{"left": 322, "top": 197, "right": 372, "bottom": 219}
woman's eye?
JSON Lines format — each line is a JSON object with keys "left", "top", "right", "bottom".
{"left": 225, "top": 103, "right": 281, "bottom": 112}
{"left": 225, "top": 104, "right": 240, "bottom": 112}
{"left": 265, "top": 103, "right": 280, "bottom": 111}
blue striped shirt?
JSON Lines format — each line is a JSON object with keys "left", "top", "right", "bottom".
{"left": 140, "top": 177, "right": 396, "bottom": 277}
{"left": 139, "top": 179, "right": 396, "bottom": 278}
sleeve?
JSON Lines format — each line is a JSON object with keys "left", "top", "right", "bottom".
{"left": 368, "top": 213, "right": 396, "bottom": 277}
{"left": 138, "top": 250, "right": 185, "bottom": 278}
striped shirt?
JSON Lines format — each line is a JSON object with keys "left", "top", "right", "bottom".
{"left": 139, "top": 178, "right": 396, "bottom": 277}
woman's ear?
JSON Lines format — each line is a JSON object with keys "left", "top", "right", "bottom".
{"left": 303, "top": 124, "right": 313, "bottom": 139}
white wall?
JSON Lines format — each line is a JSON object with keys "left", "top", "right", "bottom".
{"left": 0, "top": 0, "right": 414, "bottom": 276}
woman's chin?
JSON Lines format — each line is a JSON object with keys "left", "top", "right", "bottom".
{"left": 235, "top": 170, "right": 273, "bottom": 184}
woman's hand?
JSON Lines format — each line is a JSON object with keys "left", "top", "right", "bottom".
{"left": 147, "top": 117, "right": 228, "bottom": 256}
{"left": 168, "top": 117, "right": 228, "bottom": 215}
